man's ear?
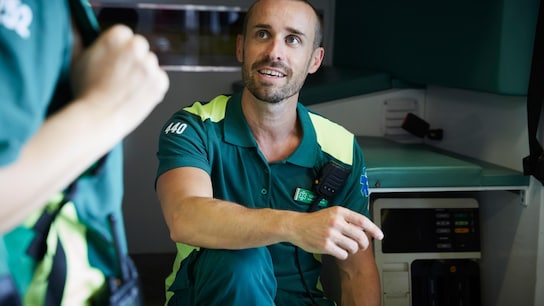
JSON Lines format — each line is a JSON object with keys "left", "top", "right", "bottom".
{"left": 236, "top": 34, "right": 244, "bottom": 63}
{"left": 308, "top": 47, "right": 324, "bottom": 74}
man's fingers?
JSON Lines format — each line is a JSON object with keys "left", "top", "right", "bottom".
{"left": 361, "top": 218, "right": 384, "bottom": 240}
{"left": 100, "top": 24, "right": 134, "bottom": 48}
{"left": 128, "top": 34, "right": 152, "bottom": 60}
{"left": 335, "top": 233, "right": 360, "bottom": 255}
{"left": 326, "top": 240, "right": 349, "bottom": 260}
{"left": 345, "top": 210, "right": 384, "bottom": 241}
{"left": 303, "top": 207, "right": 384, "bottom": 260}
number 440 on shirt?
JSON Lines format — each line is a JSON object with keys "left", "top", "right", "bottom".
{"left": 164, "top": 122, "right": 187, "bottom": 135}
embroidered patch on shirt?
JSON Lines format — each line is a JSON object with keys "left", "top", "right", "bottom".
{"left": 360, "top": 167, "right": 369, "bottom": 197}
{"left": 293, "top": 188, "right": 328, "bottom": 208}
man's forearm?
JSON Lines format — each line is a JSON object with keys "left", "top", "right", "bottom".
{"left": 337, "top": 241, "right": 381, "bottom": 306}
{"left": 163, "top": 196, "right": 299, "bottom": 249}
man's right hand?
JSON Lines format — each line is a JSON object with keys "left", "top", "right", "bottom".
{"left": 290, "top": 206, "right": 384, "bottom": 260}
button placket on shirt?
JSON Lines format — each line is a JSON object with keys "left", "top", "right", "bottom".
{"left": 260, "top": 166, "right": 271, "bottom": 203}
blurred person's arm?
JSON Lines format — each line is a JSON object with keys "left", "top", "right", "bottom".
{"left": 0, "top": 25, "right": 169, "bottom": 233}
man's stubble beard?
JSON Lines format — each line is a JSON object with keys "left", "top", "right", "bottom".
{"left": 241, "top": 59, "right": 305, "bottom": 104}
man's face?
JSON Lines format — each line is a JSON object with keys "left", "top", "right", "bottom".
{"left": 237, "top": 0, "right": 324, "bottom": 104}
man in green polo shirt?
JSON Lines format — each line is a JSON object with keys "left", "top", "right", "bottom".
{"left": 0, "top": 0, "right": 168, "bottom": 304}
{"left": 156, "top": 0, "right": 384, "bottom": 305}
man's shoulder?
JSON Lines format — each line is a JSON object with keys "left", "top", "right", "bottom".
{"left": 307, "top": 111, "right": 354, "bottom": 140}
{"left": 182, "top": 95, "right": 231, "bottom": 123}
{"left": 307, "top": 111, "right": 356, "bottom": 165}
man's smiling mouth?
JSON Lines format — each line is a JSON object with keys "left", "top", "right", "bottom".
{"left": 259, "top": 69, "right": 286, "bottom": 78}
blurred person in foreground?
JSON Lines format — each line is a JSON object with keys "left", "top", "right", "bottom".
{"left": 0, "top": 0, "right": 169, "bottom": 304}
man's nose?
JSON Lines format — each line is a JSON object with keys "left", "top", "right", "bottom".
{"left": 264, "top": 37, "right": 285, "bottom": 61}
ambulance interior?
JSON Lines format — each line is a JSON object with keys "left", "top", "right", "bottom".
{"left": 92, "top": 0, "right": 543, "bottom": 305}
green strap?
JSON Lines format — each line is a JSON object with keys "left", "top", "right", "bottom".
{"left": 44, "top": 238, "right": 66, "bottom": 306}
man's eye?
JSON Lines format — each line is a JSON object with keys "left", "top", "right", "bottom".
{"left": 286, "top": 35, "right": 301, "bottom": 45}
{"left": 257, "top": 31, "right": 269, "bottom": 39}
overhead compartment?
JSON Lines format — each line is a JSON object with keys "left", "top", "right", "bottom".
{"left": 333, "top": 0, "right": 539, "bottom": 96}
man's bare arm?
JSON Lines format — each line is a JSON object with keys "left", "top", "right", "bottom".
{"left": 157, "top": 167, "right": 383, "bottom": 259}
{"left": 336, "top": 236, "right": 381, "bottom": 306}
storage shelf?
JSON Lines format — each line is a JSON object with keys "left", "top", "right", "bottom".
{"left": 358, "top": 136, "right": 529, "bottom": 191}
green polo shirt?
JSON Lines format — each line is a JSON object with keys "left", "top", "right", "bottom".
{"left": 157, "top": 93, "right": 371, "bottom": 296}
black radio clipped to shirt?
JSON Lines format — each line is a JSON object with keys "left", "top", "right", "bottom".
{"left": 308, "top": 160, "right": 351, "bottom": 212}
{"left": 296, "top": 160, "right": 352, "bottom": 304}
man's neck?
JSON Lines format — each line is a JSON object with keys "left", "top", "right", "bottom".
{"left": 241, "top": 91, "right": 302, "bottom": 162}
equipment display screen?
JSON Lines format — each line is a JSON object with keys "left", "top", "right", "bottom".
{"left": 381, "top": 207, "right": 480, "bottom": 253}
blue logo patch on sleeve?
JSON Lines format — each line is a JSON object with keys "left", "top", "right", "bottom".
{"left": 360, "top": 167, "right": 369, "bottom": 197}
